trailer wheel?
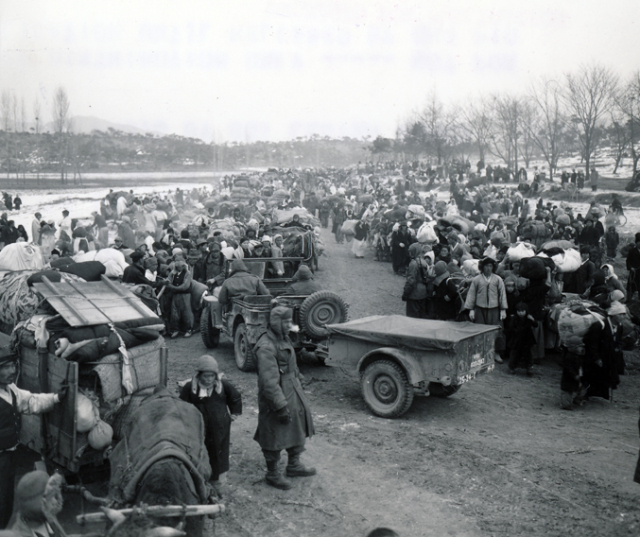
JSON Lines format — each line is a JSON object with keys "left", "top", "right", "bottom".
{"left": 234, "top": 323, "right": 256, "bottom": 372}
{"left": 200, "top": 307, "right": 220, "bottom": 349}
{"left": 361, "top": 360, "right": 414, "bottom": 418}
{"left": 428, "top": 382, "right": 461, "bottom": 397}
{"left": 299, "top": 291, "right": 349, "bottom": 340}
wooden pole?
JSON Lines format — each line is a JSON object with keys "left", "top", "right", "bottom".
{"left": 76, "top": 504, "right": 225, "bottom": 524}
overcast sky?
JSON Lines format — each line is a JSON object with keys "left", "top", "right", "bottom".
{"left": 1, "top": 0, "right": 639, "bottom": 143}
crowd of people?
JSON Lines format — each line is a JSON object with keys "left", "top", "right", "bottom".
{"left": 0, "top": 161, "right": 638, "bottom": 535}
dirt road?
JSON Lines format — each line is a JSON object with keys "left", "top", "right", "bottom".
{"left": 159, "top": 227, "right": 640, "bottom": 537}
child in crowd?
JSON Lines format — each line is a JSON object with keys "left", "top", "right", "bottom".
{"left": 604, "top": 225, "right": 619, "bottom": 260}
{"left": 506, "top": 302, "right": 538, "bottom": 376}
{"left": 180, "top": 355, "right": 242, "bottom": 497}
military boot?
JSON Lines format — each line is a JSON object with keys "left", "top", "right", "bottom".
{"left": 265, "top": 460, "right": 292, "bottom": 490}
{"left": 286, "top": 453, "right": 317, "bottom": 477}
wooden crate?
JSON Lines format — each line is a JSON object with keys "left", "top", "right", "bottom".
{"left": 18, "top": 344, "right": 168, "bottom": 473}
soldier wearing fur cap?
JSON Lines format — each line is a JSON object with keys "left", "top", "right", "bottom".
{"left": 0, "top": 351, "right": 66, "bottom": 529}
{"left": 254, "top": 306, "right": 316, "bottom": 490}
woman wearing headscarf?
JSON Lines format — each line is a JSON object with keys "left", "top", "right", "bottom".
{"left": 180, "top": 355, "right": 242, "bottom": 496}
{"left": 432, "top": 261, "right": 459, "bottom": 321}
{"left": 402, "top": 243, "right": 430, "bottom": 319}
{"left": 601, "top": 264, "right": 626, "bottom": 300}
{"left": 351, "top": 220, "right": 369, "bottom": 258}
{"left": 390, "top": 222, "right": 413, "bottom": 276}
{"left": 254, "top": 306, "right": 316, "bottom": 490}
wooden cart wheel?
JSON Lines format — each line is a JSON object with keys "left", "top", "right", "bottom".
{"left": 200, "top": 307, "right": 220, "bottom": 349}
{"left": 234, "top": 323, "right": 256, "bottom": 372}
{"left": 361, "top": 360, "right": 413, "bottom": 418}
{"left": 428, "top": 382, "right": 461, "bottom": 397}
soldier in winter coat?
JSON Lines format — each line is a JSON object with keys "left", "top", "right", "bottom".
{"left": 254, "top": 306, "right": 316, "bottom": 490}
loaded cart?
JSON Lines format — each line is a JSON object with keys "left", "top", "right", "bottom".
{"left": 326, "top": 316, "right": 499, "bottom": 418}
{"left": 14, "top": 276, "right": 168, "bottom": 473}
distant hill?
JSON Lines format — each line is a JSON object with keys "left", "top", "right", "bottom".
{"left": 45, "top": 116, "right": 161, "bottom": 136}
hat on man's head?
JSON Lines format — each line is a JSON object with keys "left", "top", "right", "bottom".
{"left": 434, "top": 260, "right": 448, "bottom": 277}
{"left": 130, "top": 251, "right": 145, "bottom": 263}
{"left": 196, "top": 355, "right": 219, "bottom": 373}
{"left": 0, "top": 346, "right": 18, "bottom": 366}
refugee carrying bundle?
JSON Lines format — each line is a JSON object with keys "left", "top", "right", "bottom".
{"left": 340, "top": 219, "right": 358, "bottom": 237}
{"left": 549, "top": 248, "right": 581, "bottom": 273}
{"left": 417, "top": 222, "right": 438, "bottom": 243}
{"left": 519, "top": 256, "right": 554, "bottom": 280}
{"left": 556, "top": 304, "right": 605, "bottom": 349}
{"left": 506, "top": 242, "right": 536, "bottom": 262}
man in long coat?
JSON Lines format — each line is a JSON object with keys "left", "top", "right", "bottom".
{"left": 254, "top": 306, "right": 315, "bottom": 490}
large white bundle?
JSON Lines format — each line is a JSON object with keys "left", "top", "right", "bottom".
{"left": 94, "top": 248, "right": 128, "bottom": 271}
{"left": 104, "top": 260, "right": 124, "bottom": 278}
{"left": 0, "top": 243, "right": 44, "bottom": 271}
{"left": 462, "top": 258, "right": 480, "bottom": 277}
{"left": 551, "top": 248, "right": 581, "bottom": 273}
{"left": 340, "top": 220, "right": 358, "bottom": 236}
{"left": 406, "top": 205, "right": 426, "bottom": 219}
{"left": 506, "top": 242, "right": 536, "bottom": 262}
{"left": 557, "top": 307, "right": 604, "bottom": 347}
{"left": 417, "top": 222, "right": 438, "bottom": 243}
{"left": 74, "top": 250, "right": 97, "bottom": 263}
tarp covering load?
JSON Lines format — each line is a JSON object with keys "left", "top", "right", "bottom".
{"left": 0, "top": 271, "right": 85, "bottom": 328}
{"left": 0, "top": 243, "right": 44, "bottom": 271}
{"left": 271, "top": 226, "right": 317, "bottom": 260}
{"left": 327, "top": 315, "right": 499, "bottom": 352}
{"left": 109, "top": 387, "right": 212, "bottom": 504}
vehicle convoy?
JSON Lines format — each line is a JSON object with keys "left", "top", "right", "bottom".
{"left": 325, "top": 315, "right": 499, "bottom": 418}
{"left": 200, "top": 257, "right": 349, "bottom": 371}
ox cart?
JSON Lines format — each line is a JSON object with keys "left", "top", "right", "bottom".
{"left": 14, "top": 276, "right": 168, "bottom": 474}
{"left": 326, "top": 316, "right": 499, "bottom": 418}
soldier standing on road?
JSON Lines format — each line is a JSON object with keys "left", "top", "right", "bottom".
{"left": 0, "top": 351, "right": 66, "bottom": 529}
{"left": 254, "top": 306, "right": 316, "bottom": 490}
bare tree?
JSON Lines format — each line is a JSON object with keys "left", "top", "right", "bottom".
{"left": 526, "top": 78, "right": 566, "bottom": 176}
{"left": 459, "top": 98, "right": 493, "bottom": 167}
{"left": 0, "top": 91, "right": 11, "bottom": 179}
{"left": 517, "top": 99, "right": 537, "bottom": 169}
{"left": 52, "top": 87, "right": 72, "bottom": 183}
{"left": 419, "top": 90, "right": 457, "bottom": 165}
{"left": 0, "top": 91, "right": 10, "bottom": 132}
{"left": 19, "top": 98, "right": 26, "bottom": 133}
{"left": 489, "top": 94, "right": 522, "bottom": 172}
{"left": 618, "top": 71, "right": 640, "bottom": 175}
{"left": 564, "top": 64, "right": 618, "bottom": 181}
{"left": 32, "top": 98, "right": 41, "bottom": 134}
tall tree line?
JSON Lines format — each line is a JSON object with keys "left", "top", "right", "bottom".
{"left": 373, "top": 64, "right": 640, "bottom": 180}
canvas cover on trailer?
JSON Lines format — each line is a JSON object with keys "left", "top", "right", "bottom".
{"left": 326, "top": 315, "right": 499, "bottom": 352}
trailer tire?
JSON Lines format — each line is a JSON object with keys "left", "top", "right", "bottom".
{"left": 428, "top": 382, "right": 461, "bottom": 397}
{"left": 234, "top": 323, "right": 256, "bottom": 372}
{"left": 200, "top": 308, "right": 220, "bottom": 349}
{"left": 299, "top": 291, "right": 348, "bottom": 340}
{"left": 361, "top": 360, "right": 414, "bottom": 418}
